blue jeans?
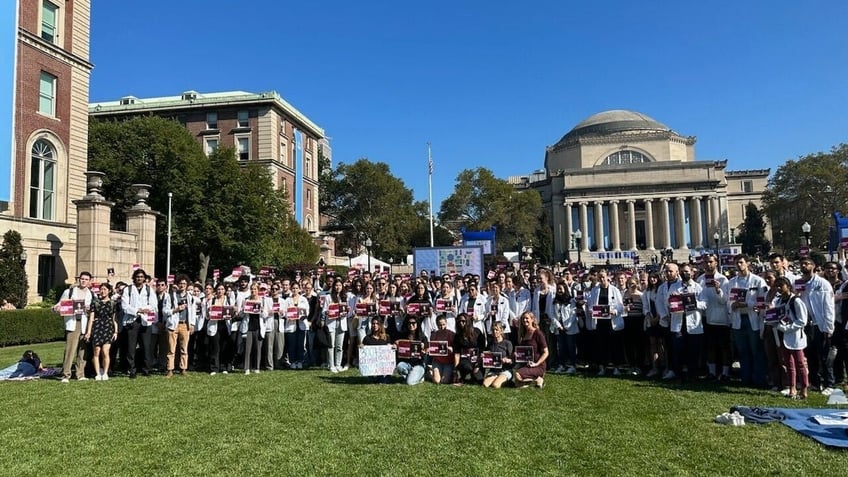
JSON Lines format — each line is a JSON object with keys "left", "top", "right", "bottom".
{"left": 395, "top": 361, "right": 425, "bottom": 385}
{"left": 285, "top": 329, "right": 305, "bottom": 364}
{"left": 0, "top": 362, "right": 36, "bottom": 380}
{"left": 557, "top": 333, "right": 578, "bottom": 367}
{"left": 733, "top": 315, "right": 766, "bottom": 386}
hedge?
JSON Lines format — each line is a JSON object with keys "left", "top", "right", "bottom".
{"left": 0, "top": 308, "right": 65, "bottom": 347}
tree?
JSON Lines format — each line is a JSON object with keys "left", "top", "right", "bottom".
{"left": 88, "top": 117, "right": 318, "bottom": 280}
{"left": 736, "top": 202, "right": 771, "bottom": 258}
{"left": 534, "top": 208, "right": 554, "bottom": 265}
{"left": 321, "top": 158, "right": 420, "bottom": 260}
{"left": 0, "top": 230, "right": 28, "bottom": 307}
{"left": 438, "top": 167, "right": 543, "bottom": 255}
{"left": 763, "top": 144, "right": 848, "bottom": 253}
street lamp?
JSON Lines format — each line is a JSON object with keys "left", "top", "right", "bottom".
{"left": 778, "top": 229, "right": 784, "bottom": 254}
{"left": 344, "top": 247, "right": 352, "bottom": 268}
{"left": 388, "top": 257, "right": 394, "bottom": 276}
{"left": 802, "top": 221, "right": 811, "bottom": 246}
{"left": 713, "top": 232, "right": 720, "bottom": 273}
{"left": 19, "top": 250, "right": 27, "bottom": 308}
{"left": 364, "top": 238, "right": 373, "bottom": 273}
{"left": 574, "top": 229, "right": 583, "bottom": 266}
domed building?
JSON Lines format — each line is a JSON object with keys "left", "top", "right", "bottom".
{"left": 513, "top": 110, "right": 769, "bottom": 264}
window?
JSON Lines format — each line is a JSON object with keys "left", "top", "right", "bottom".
{"left": 602, "top": 150, "right": 649, "bottom": 166}
{"left": 30, "top": 140, "right": 56, "bottom": 220}
{"left": 305, "top": 156, "right": 311, "bottom": 178}
{"left": 237, "top": 110, "right": 249, "bottom": 128}
{"left": 205, "top": 138, "right": 219, "bottom": 156}
{"left": 39, "top": 72, "right": 56, "bottom": 116}
{"left": 206, "top": 112, "right": 218, "bottom": 130}
{"left": 742, "top": 180, "right": 753, "bottom": 193}
{"left": 280, "top": 120, "right": 287, "bottom": 136}
{"left": 306, "top": 188, "right": 312, "bottom": 209}
{"left": 280, "top": 140, "right": 287, "bottom": 165}
{"left": 37, "top": 255, "right": 56, "bottom": 296}
{"left": 41, "top": 1, "right": 59, "bottom": 43}
{"left": 236, "top": 136, "right": 249, "bottom": 160}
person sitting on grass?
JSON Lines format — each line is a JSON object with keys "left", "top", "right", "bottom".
{"left": 0, "top": 350, "right": 43, "bottom": 380}
{"left": 453, "top": 313, "right": 485, "bottom": 385}
{"left": 429, "top": 314, "right": 455, "bottom": 384}
{"left": 361, "top": 317, "right": 391, "bottom": 384}
{"left": 394, "top": 316, "right": 429, "bottom": 385}
{"left": 85, "top": 282, "right": 118, "bottom": 381}
{"left": 483, "top": 322, "right": 514, "bottom": 389}
{"left": 514, "top": 311, "right": 549, "bottom": 389}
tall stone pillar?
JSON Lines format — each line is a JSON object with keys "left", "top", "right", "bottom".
{"left": 552, "top": 197, "right": 566, "bottom": 261}
{"left": 644, "top": 198, "right": 655, "bottom": 251}
{"left": 579, "top": 202, "right": 589, "bottom": 252}
{"left": 73, "top": 171, "right": 115, "bottom": 280}
{"left": 660, "top": 198, "right": 671, "bottom": 250}
{"left": 691, "top": 196, "right": 703, "bottom": 249}
{"left": 125, "top": 184, "right": 159, "bottom": 276}
{"left": 710, "top": 196, "right": 720, "bottom": 236}
{"left": 610, "top": 200, "right": 621, "bottom": 251}
{"left": 565, "top": 202, "right": 573, "bottom": 258}
{"left": 594, "top": 201, "right": 605, "bottom": 252}
{"left": 675, "top": 197, "right": 688, "bottom": 250}
{"left": 626, "top": 199, "right": 637, "bottom": 250}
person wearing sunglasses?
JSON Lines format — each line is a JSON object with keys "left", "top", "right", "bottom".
{"left": 394, "top": 316, "right": 429, "bottom": 385}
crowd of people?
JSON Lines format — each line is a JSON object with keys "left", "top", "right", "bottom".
{"left": 52, "top": 252, "right": 848, "bottom": 397}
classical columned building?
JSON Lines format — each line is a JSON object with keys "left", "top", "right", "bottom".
{"left": 512, "top": 110, "right": 769, "bottom": 263}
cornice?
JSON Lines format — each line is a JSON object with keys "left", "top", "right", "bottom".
{"left": 19, "top": 30, "right": 94, "bottom": 71}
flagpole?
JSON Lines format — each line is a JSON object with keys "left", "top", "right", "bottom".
{"left": 427, "top": 142, "right": 434, "bottom": 247}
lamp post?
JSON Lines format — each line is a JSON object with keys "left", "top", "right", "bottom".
{"left": 364, "top": 238, "right": 373, "bottom": 273}
{"left": 388, "top": 257, "right": 394, "bottom": 277}
{"left": 713, "top": 232, "right": 720, "bottom": 270}
{"left": 574, "top": 229, "right": 583, "bottom": 266}
{"left": 19, "top": 251, "right": 27, "bottom": 308}
{"left": 344, "top": 248, "right": 352, "bottom": 268}
{"left": 730, "top": 227, "right": 735, "bottom": 245}
{"left": 802, "top": 221, "right": 811, "bottom": 247}
{"left": 778, "top": 229, "right": 784, "bottom": 254}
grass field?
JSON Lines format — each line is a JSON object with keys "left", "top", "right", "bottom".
{"left": 0, "top": 342, "right": 845, "bottom": 477}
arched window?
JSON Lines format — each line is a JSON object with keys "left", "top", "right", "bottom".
{"left": 30, "top": 139, "right": 56, "bottom": 220}
{"left": 602, "top": 150, "right": 650, "bottom": 166}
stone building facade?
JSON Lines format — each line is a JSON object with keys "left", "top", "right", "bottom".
{"left": 512, "top": 110, "right": 770, "bottom": 264}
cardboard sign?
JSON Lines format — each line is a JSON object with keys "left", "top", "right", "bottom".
{"left": 514, "top": 346, "right": 534, "bottom": 363}
{"left": 729, "top": 288, "right": 748, "bottom": 303}
{"left": 591, "top": 305, "right": 610, "bottom": 319}
{"left": 764, "top": 306, "right": 787, "bottom": 323}
{"left": 482, "top": 351, "right": 503, "bottom": 369}
{"left": 286, "top": 307, "right": 300, "bottom": 320}
{"left": 358, "top": 345, "right": 396, "bottom": 377}
{"left": 428, "top": 340, "right": 449, "bottom": 357}
{"left": 396, "top": 340, "right": 423, "bottom": 359}
{"left": 243, "top": 300, "right": 261, "bottom": 314}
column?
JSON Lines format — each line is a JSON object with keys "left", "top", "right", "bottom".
{"left": 691, "top": 196, "right": 703, "bottom": 249}
{"left": 125, "top": 184, "right": 159, "bottom": 274}
{"left": 627, "top": 199, "right": 637, "bottom": 250}
{"left": 579, "top": 202, "right": 589, "bottom": 252}
{"left": 594, "top": 201, "right": 605, "bottom": 252}
{"left": 565, "top": 202, "right": 573, "bottom": 256}
{"left": 553, "top": 198, "right": 566, "bottom": 261}
{"left": 644, "top": 198, "right": 655, "bottom": 251}
{"left": 704, "top": 196, "right": 713, "bottom": 238}
{"left": 73, "top": 172, "right": 115, "bottom": 280}
{"left": 610, "top": 200, "right": 621, "bottom": 251}
{"left": 710, "top": 196, "right": 719, "bottom": 237}
{"left": 675, "top": 197, "right": 688, "bottom": 250}
{"left": 660, "top": 198, "right": 671, "bottom": 250}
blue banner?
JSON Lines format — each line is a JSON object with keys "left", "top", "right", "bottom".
{"left": 0, "top": 2, "right": 18, "bottom": 201}
{"left": 293, "top": 128, "right": 303, "bottom": 224}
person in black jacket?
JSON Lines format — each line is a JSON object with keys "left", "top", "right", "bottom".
{"left": 453, "top": 312, "right": 484, "bottom": 385}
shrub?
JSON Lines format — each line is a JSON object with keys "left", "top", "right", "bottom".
{"left": 0, "top": 308, "right": 64, "bottom": 347}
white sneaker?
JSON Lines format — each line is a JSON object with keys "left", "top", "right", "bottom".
{"left": 646, "top": 368, "right": 659, "bottom": 378}
{"left": 597, "top": 367, "right": 606, "bottom": 376}
{"left": 94, "top": 375, "right": 102, "bottom": 381}
{"left": 565, "top": 366, "right": 577, "bottom": 375}
{"left": 330, "top": 366, "right": 338, "bottom": 373}
{"left": 61, "top": 378, "right": 70, "bottom": 383}
{"left": 103, "top": 373, "right": 109, "bottom": 381}
{"left": 822, "top": 387, "right": 836, "bottom": 396}
{"left": 245, "top": 370, "right": 251, "bottom": 375}
{"left": 612, "top": 368, "right": 621, "bottom": 376}
{"left": 780, "top": 387, "right": 792, "bottom": 396}
{"left": 631, "top": 368, "right": 641, "bottom": 377}
{"left": 253, "top": 369, "right": 261, "bottom": 374}
{"left": 340, "top": 366, "right": 349, "bottom": 372}
{"left": 209, "top": 372, "right": 217, "bottom": 376}
{"left": 662, "top": 370, "right": 676, "bottom": 380}
{"left": 222, "top": 370, "right": 228, "bottom": 375}
{"left": 77, "top": 376, "right": 88, "bottom": 381}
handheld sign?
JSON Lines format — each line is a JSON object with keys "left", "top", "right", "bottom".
{"left": 668, "top": 295, "right": 684, "bottom": 314}
{"left": 428, "top": 341, "right": 449, "bottom": 357}
{"left": 514, "top": 346, "right": 534, "bottom": 363}
{"left": 482, "top": 351, "right": 503, "bottom": 369}
{"left": 271, "top": 301, "right": 280, "bottom": 313}
{"left": 358, "top": 345, "right": 396, "bottom": 377}
{"left": 729, "top": 288, "right": 747, "bottom": 303}
{"left": 244, "top": 300, "right": 261, "bottom": 314}
{"left": 435, "top": 299, "right": 448, "bottom": 312}
{"left": 213, "top": 269, "right": 220, "bottom": 280}
{"left": 327, "top": 303, "right": 340, "bottom": 319}
{"left": 58, "top": 299, "right": 75, "bottom": 316}
{"left": 396, "top": 340, "right": 423, "bottom": 359}
{"left": 794, "top": 279, "right": 806, "bottom": 294}
{"left": 286, "top": 307, "right": 299, "bottom": 321}
{"left": 379, "top": 300, "right": 392, "bottom": 317}
{"left": 167, "top": 275, "right": 175, "bottom": 285}
{"left": 406, "top": 303, "right": 420, "bottom": 316}
{"left": 591, "top": 305, "right": 610, "bottom": 319}
{"left": 221, "top": 306, "right": 235, "bottom": 320}
{"left": 764, "top": 306, "right": 786, "bottom": 324}
{"left": 355, "top": 303, "right": 370, "bottom": 317}
{"left": 209, "top": 305, "right": 223, "bottom": 320}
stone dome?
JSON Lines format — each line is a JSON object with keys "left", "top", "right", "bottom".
{"left": 557, "top": 110, "right": 671, "bottom": 144}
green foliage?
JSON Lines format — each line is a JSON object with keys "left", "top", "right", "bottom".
{"left": 322, "top": 158, "right": 421, "bottom": 260}
{"left": 0, "top": 230, "right": 28, "bottom": 308}
{"left": 438, "top": 167, "right": 543, "bottom": 254}
{"left": 0, "top": 340, "right": 844, "bottom": 475}
{"left": 535, "top": 207, "right": 554, "bottom": 264}
{"left": 763, "top": 143, "right": 848, "bottom": 253}
{"left": 737, "top": 202, "right": 771, "bottom": 257}
{"left": 88, "top": 118, "right": 317, "bottom": 281}
{"left": 0, "top": 309, "right": 63, "bottom": 346}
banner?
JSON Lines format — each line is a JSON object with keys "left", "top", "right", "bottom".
{"left": 358, "top": 345, "right": 396, "bottom": 376}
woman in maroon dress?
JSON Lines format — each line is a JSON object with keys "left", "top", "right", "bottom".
{"left": 514, "top": 311, "right": 550, "bottom": 388}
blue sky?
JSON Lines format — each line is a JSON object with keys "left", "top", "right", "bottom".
{"left": 85, "top": 0, "right": 848, "bottom": 210}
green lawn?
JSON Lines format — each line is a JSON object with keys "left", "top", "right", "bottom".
{"left": 0, "top": 342, "right": 844, "bottom": 476}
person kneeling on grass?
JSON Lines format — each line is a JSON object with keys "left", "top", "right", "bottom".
{"left": 453, "top": 313, "right": 485, "bottom": 385}
{"left": 394, "top": 316, "right": 428, "bottom": 385}
{"left": 514, "top": 311, "right": 549, "bottom": 389}
{"left": 483, "top": 322, "right": 514, "bottom": 388}
{"left": 429, "top": 314, "right": 455, "bottom": 384}
{"left": 361, "top": 317, "right": 392, "bottom": 384}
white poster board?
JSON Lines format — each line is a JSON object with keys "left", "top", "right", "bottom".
{"left": 413, "top": 246, "right": 485, "bottom": 280}
{"left": 358, "top": 345, "right": 396, "bottom": 376}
